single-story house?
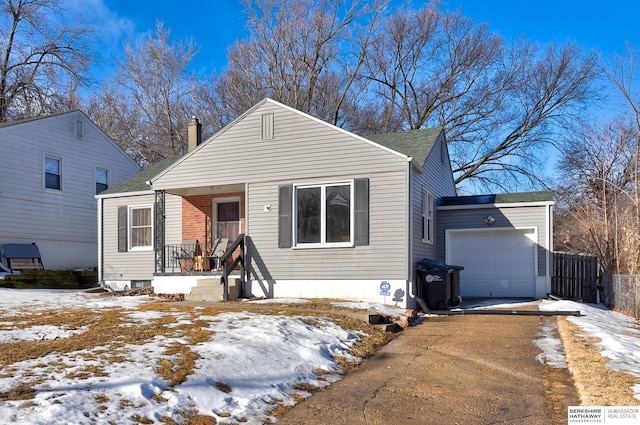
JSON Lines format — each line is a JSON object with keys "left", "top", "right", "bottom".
{"left": 96, "top": 98, "right": 553, "bottom": 308}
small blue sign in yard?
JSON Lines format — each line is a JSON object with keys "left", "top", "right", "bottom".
{"left": 379, "top": 280, "right": 391, "bottom": 296}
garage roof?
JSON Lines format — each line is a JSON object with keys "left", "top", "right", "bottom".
{"left": 440, "top": 190, "right": 554, "bottom": 207}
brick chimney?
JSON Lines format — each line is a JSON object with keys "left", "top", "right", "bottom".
{"left": 188, "top": 116, "right": 202, "bottom": 152}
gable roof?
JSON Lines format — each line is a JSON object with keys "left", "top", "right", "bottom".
{"left": 98, "top": 156, "right": 180, "bottom": 197}
{"left": 0, "top": 110, "right": 83, "bottom": 129}
{"left": 365, "top": 127, "right": 443, "bottom": 165}
{"left": 150, "top": 98, "right": 413, "bottom": 185}
{"left": 439, "top": 190, "right": 554, "bottom": 207}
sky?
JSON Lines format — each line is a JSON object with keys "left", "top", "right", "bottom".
{"left": 0, "top": 289, "right": 639, "bottom": 424}
{"left": 67, "top": 0, "right": 640, "bottom": 80}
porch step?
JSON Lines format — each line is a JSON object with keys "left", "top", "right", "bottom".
{"left": 184, "top": 277, "right": 241, "bottom": 302}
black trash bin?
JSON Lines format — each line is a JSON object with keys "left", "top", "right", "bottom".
{"left": 416, "top": 258, "right": 464, "bottom": 310}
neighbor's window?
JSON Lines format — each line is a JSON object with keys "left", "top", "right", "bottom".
{"left": 295, "top": 182, "right": 352, "bottom": 246}
{"left": 422, "top": 189, "right": 434, "bottom": 244}
{"left": 45, "top": 156, "right": 62, "bottom": 190}
{"left": 96, "top": 168, "right": 109, "bottom": 194}
{"left": 129, "top": 206, "right": 153, "bottom": 249}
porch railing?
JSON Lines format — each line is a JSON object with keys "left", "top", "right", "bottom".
{"left": 161, "top": 235, "right": 246, "bottom": 301}
{"left": 164, "top": 241, "right": 202, "bottom": 272}
{"left": 220, "top": 234, "right": 246, "bottom": 301}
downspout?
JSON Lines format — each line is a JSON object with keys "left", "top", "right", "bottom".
{"left": 407, "top": 158, "right": 414, "bottom": 304}
{"left": 546, "top": 202, "right": 553, "bottom": 295}
{"left": 97, "top": 197, "right": 103, "bottom": 285}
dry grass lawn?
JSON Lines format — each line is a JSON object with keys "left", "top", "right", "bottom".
{"left": 557, "top": 317, "right": 640, "bottom": 406}
{"left": 0, "top": 296, "right": 395, "bottom": 424}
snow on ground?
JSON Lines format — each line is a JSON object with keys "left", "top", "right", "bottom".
{"left": 1, "top": 289, "right": 640, "bottom": 424}
{"left": 0, "top": 289, "right": 366, "bottom": 424}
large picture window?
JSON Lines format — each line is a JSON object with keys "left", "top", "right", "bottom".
{"left": 295, "top": 182, "right": 352, "bottom": 246}
{"left": 129, "top": 205, "right": 153, "bottom": 250}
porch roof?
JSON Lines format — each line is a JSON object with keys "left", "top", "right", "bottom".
{"left": 365, "top": 127, "right": 443, "bottom": 165}
{"left": 98, "top": 156, "right": 180, "bottom": 196}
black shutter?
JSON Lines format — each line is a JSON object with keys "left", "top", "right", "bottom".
{"left": 278, "top": 185, "right": 292, "bottom": 248}
{"left": 354, "top": 178, "right": 369, "bottom": 246}
{"left": 118, "top": 206, "right": 128, "bottom": 252}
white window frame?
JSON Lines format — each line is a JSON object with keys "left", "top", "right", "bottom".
{"left": 128, "top": 205, "right": 153, "bottom": 251}
{"left": 422, "top": 189, "right": 434, "bottom": 244}
{"left": 293, "top": 180, "right": 354, "bottom": 248}
{"left": 44, "top": 154, "right": 62, "bottom": 192}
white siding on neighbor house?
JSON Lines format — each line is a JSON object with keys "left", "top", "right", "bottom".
{"left": 437, "top": 205, "right": 551, "bottom": 276}
{"left": 101, "top": 193, "right": 182, "bottom": 282}
{"left": 0, "top": 111, "right": 140, "bottom": 269}
{"left": 154, "top": 101, "right": 412, "bottom": 282}
{"left": 410, "top": 132, "right": 457, "bottom": 272}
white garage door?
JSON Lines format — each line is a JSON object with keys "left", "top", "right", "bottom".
{"left": 448, "top": 229, "right": 536, "bottom": 298}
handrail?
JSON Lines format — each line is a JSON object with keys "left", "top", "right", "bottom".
{"left": 221, "top": 233, "right": 245, "bottom": 301}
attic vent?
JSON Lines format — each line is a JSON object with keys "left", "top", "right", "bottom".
{"left": 75, "top": 120, "right": 83, "bottom": 138}
{"left": 261, "top": 113, "right": 274, "bottom": 140}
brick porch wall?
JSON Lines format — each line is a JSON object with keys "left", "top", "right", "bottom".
{"left": 182, "top": 192, "right": 246, "bottom": 254}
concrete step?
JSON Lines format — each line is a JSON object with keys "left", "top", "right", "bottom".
{"left": 184, "top": 277, "right": 241, "bottom": 302}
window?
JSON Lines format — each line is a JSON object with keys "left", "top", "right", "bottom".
{"left": 75, "top": 120, "right": 83, "bottom": 138}
{"left": 215, "top": 200, "right": 240, "bottom": 240}
{"left": 295, "top": 182, "right": 352, "bottom": 246}
{"left": 129, "top": 206, "right": 153, "bottom": 250}
{"left": 422, "top": 189, "right": 434, "bottom": 244}
{"left": 96, "top": 168, "right": 109, "bottom": 194}
{"left": 45, "top": 156, "right": 61, "bottom": 190}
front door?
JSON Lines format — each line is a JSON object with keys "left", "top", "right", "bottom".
{"left": 213, "top": 198, "right": 240, "bottom": 241}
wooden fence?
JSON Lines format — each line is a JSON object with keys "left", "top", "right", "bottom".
{"left": 605, "top": 274, "right": 640, "bottom": 320}
{"left": 551, "top": 253, "right": 599, "bottom": 303}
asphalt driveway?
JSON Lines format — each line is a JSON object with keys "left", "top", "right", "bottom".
{"left": 278, "top": 308, "right": 573, "bottom": 425}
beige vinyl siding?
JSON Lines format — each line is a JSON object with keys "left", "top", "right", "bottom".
{"left": 153, "top": 102, "right": 407, "bottom": 190}
{"left": 0, "top": 111, "right": 140, "bottom": 269}
{"left": 101, "top": 194, "right": 156, "bottom": 281}
{"left": 247, "top": 169, "right": 408, "bottom": 280}
{"left": 153, "top": 101, "right": 411, "bottom": 280}
{"left": 438, "top": 205, "right": 549, "bottom": 276}
{"left": 101, "top": 192, "right": 180, "bottom": 281}
{"left": 411, "top": 132, "right": 457, "bottom": 268}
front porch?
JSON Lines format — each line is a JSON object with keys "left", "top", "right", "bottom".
{"left": 153, "top": 233, "right": 247, "bottom": 301}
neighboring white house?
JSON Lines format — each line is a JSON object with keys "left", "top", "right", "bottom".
{"left": 0, "top": 111, "right": 141, "bottom": 270}
{"left": 96, "top": 99, "right": 554, "bottom": 308}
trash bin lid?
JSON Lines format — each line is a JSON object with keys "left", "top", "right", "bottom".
{"left": 417, "top": 258, "right": 449, "bottom": 270}
{"left": 417, "top": 258, "right": 464, "bottom": 271}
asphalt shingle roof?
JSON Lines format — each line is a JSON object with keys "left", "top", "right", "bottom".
{"left": 439, "top": 190, "right": 554, "bottom": 206}
{"left": 366, "top": 127, "right": 443, "bottom": 165}
{"left": 99, "top": 156, "right": 180, "bottom": 196}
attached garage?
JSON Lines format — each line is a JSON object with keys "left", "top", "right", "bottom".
{"left": 436, "top": 192, "right": 554, "bottom": 299}
{"left": 447, "top": 229, "right": 537, "bottom": 297}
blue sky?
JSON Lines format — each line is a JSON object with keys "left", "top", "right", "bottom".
{"left": 69, "top": 0, "right": 640, "bottom": 79}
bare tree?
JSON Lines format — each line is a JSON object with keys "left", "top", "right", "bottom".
{"left": 556, "top": 119, "right": 639, "bottom": 274}
{"left": 0, "top": 0, "right": 93, "bottom": 121}
{"left": 215, "top": 0, "right": 385, "bottom": 127}
{"left": 87, "top": 22, "right": 207, "bottom": 166}
{"left": 363, "top": 3, "right": 600, "bottom": 190}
